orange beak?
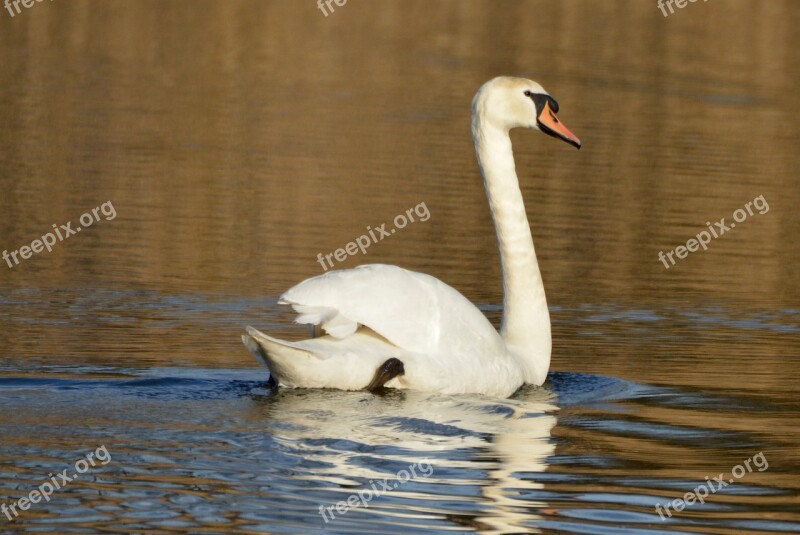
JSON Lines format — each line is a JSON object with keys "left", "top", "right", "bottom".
{"left": 537, "top": 101, "right": 581, "bottom": 149}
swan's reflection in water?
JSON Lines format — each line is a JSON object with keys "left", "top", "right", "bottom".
{"left": 250, "top": 385, "right": 558, "bottom": 533}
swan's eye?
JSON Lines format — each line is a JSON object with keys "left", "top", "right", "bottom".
{"left": 524, "top": 90, "right": 533, "bottom": 97}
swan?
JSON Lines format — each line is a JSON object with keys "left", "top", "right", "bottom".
{"left": 242, "top": 76, "right": 580, "bottom": 398}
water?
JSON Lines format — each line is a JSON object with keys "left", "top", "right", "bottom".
{"left": 1, "top": 0, "right": 799, "bottom": 533}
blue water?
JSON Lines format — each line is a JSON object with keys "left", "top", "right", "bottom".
{"left": 1, "top": 361, "right": 796, "bottom": 534}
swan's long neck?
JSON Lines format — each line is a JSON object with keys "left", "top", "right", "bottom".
{"left": 472, "top": 114, "right": 551, "bottom": 385}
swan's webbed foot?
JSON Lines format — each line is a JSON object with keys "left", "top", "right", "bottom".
{"left": 365, "top": 358, "right": 405, "bottom": 393}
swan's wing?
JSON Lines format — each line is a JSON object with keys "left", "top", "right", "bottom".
{"left": 280, "top": 264, "right": 505, "bottom": 357}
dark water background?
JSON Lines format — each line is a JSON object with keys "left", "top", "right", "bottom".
{"left": 0, "top": 1, "right": 798, "bottom": 533}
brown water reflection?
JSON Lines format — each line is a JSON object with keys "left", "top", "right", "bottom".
{"left": 1, "top": 0, "right": 798, "bottom": 352}
{"left": 0, "top": 1, "right": 799, "bottom": 533}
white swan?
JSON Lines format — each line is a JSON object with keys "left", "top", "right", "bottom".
{"left": 243, "top": 76, "right": 580, "bottom": 398}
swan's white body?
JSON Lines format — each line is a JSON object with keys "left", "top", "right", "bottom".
{"left": 243, "top": 76, "right": 580, "bottom": 398}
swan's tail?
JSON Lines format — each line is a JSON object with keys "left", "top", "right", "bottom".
{"left": 241, "top": 332, "right": 279, "bottom": 388}
{"left": 241, "top": 333, "right": 267, "bottom": 368}
{"left": 242, "top": 326, "right": 314, "bottom": 386}
{"left": 241, "top": 326, "right": 397, "bottom": 390}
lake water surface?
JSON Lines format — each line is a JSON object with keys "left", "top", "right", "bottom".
{"left": 1, "top": 1, "right": 799, "bottom": 533}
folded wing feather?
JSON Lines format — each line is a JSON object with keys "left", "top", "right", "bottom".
{"left": 279, "top": 264, "right": 505, "bottom": 358}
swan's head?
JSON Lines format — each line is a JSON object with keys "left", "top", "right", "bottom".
{"left": 473, "top": 76, "right": 581, "bottom": 149}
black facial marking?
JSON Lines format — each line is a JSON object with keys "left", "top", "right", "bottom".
{"left": 528, "top": 93, "right": 559, "bottom": 115}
